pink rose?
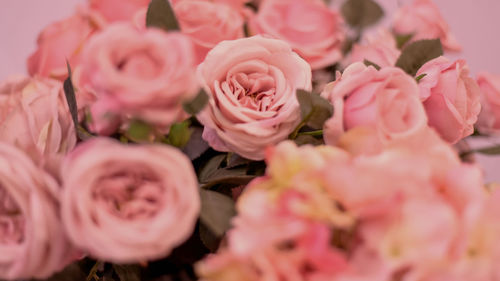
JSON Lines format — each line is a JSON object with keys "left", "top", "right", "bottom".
{"left": 75, "top": 24, "right": 198, "bottom": 135}
{"left": 171, "top": 0, "right": 250, "bottom": 10}
{"left": 174, "top": 0, "right": 245, "bottom": 63}
{"left": 0, "top": 143, "right": 75, "bottom": 280}
{"left": 197, "top": 35, "right": 312, "bottom": 160}
{"left": 321, "top": 62, "right": 428, "bottom": 146}
{"left": 249, "top": 0, "right": 345, "bottom": 69}
{"left": 89, "top": 0, "right": 150, "bottom": 23}
{"left": 61, "top": 138, "right": 200, "bottom": 263}
{"left": 476, "top": 72, "right": 500, "bottom": 135}
{"left": 393, "top": 0, "right": 461, "bottom": 52}
{"left": 348, "top": 29, "right": 401, "bottom": 68}
{"left": 416, "top": 56, "right": 481, "bottom": 143}
{"left": 0, "top": 76, "right": 76, "bottom": 171}
{"left": 27, "top": 6, "right": 103, "bottom": 80}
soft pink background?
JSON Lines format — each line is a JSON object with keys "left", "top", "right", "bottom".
{"left": 1, "top": 0, "right": 499, "bottom": 181}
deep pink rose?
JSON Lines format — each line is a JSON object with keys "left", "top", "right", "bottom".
{"left": 393, "top": 0, "right": 461, "bottom": 52}
{"left": 416, "top": 56, "right": 481, "bottom": 143}
{"left": 89, "top": 0, "right": 150, "bottom": 23}
{"left": 197, "top": 35, "right": 312, "bottom": 160}
{"left": 61, "top": 138, "right": 200, "bottom": 263}
{"left": 27, "top": 6, "right": 103, "bottom": 80}
{"left": 249, "top": 0, "right": 345, "bottom": 69}
{"left": 174, "top": 0, "right": 245, "bottom": 63}
{"left": 476, "top": 72, "right": 500, "bottom": 135}
{"left": 75, "top": 24, "right": 198, "bottom": 135}
{"left": 0, "top": 143, "right": 75, "bottom": 280}
{"left": 0, "top": 76, "right": 76, "bottom": 171}
{"left": 321, "top": 62, "right": 428, "bottom": 146}
{"left": 348, "top": 29, "right": 401, "bottom": 68}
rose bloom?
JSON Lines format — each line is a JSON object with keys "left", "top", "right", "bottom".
{"left": 89, "top": 0, "right": 150, "bottom": 23}
{"left": 61, "top": 138, "right": 200, "bottom": 263}
{"left": 27, "top": 6, "right": 103, "bottom": 80}
{"left": 197, "top": 35, "right": 312, "bottom": 160}
{"left": 171, "top": 0, "right": 250, "bottom": 12}
{"left": 476, "top": 72, "right": 500, "bottom": 135}
{"left": 416, "top": 56, "right": 481, "bottom": 143}
{"left": 0, "top": 143, "right": 75, "bottom": 280}
{"left": 75, "top": 24, "right": 198, "bottom": 135}
{"left": 321, "top": 62, "right": 428, "bottom": 147}
{"left": 348, "top": 29, "right": 401, "bottom": 68}
{"left": 0, "top": 76, "right": 76, "bottom": 171}
{"left": 393, "top": 0, "right": 461, "bottom": 52}
{"left": 249, "top": 0, "right": 345, "bottom": 70}
{"left": 174, "top": 0, "right": 245, "bottom": 63}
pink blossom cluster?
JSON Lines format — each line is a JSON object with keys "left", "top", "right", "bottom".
{"left": 1, "top": 0, "right": 500, "bottom": 279}
{"left": 197, "top": 131, "right": 498, "bottom": 281}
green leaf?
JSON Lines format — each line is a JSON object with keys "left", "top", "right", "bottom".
{"left": 341, "top": 0, "right": 384, "bottom": 29}
{"left": 126, "top": 120, "right": 154, "bottom": 142}
{"left": 294, "top": 135, "right": 324, "bottom": 146}
{"left": 146, "top": 0, "right": 179, "bottom": 31}
{"left": 475, "top": 145, "right": 500, "bottom": 155}
{"left": 199, "top": 222, "right": 221, "bottom": 252}
{"left": 363, "top": 59, "right": 381, "bottom": 70}
{"left": 42, "top": 263, "right": 87, "bottom": 281}
{"left": 168, "top": 120, "right": 192, "bottom": 148}
{"left": 296, "top": 89, "right": 334, "bottom": 130}
{"left": 183, "top": 89, "right": 209, "bottom": 115}
{"left": 200, "top": 168, "right": 255, "bottom": 189}
{"left": 199, "top": 189, "right": 236, "bottom": 237}
{"left": 112, "top": 264, "right": 141, "bottom": 281}
{"left": 199, "top": 154, "right": 226, "bottom": 183}
{"left": 415, "top": 73, "right": 427, "bottom": 83}
{"left": 395, "top": 33, "right": 414, "bottom": 49}
{"left": 395, "top": 39, "right": 443, "bottom": 76}
{"left": 182, "top": 126, "right": 210, "bottom": 160}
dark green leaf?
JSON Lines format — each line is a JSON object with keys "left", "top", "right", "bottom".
{"left": 113, "top": 265, "right": 141, "bottom": 281}
{"left": 341, "top": 0, "right": 384, "bottom": 28}
{"left": 363, "top": 59, "right": 381, "bottom": 70}
{"left": 42, "top": 263, "right": 87, "bottom": 281}
{"left": 126, "top": 120, "right": 154, "bottom": 142}
{"left": 395, "top": 33, "right": 414, "bottom": 49}
{"left": 395, "top": 39, "right": 443, "bottom": 76}
{"left": 296, "top": 89, "right": 334, "bottom": 130}
{"left": 168, "top": 120, "right": 192, "bottom": 148}
{"left": 199, "top": 222, "right": 221, "bottom": 252}
{"left": 475, "top": 145, "right": 500, "bottom": 155}
{"left": 63, "top": 62, "right": 80, "bottom": 139}
{"left": 182, "top": 126, "right": 210, "bottom": 160}
{"left": 226, "top": 154, "right": 251, "bottom": 169}
{"left": 183, "top": 89, "right": 209, "bottom": 115}
{"left": 199, "top": 189, "right": 236, "bottom": 237}
{"left": 294, "top": 135, "right": 324, "bottom": 146}
{"left": 199, "top": 154, "right": 226, "bottom": 183}
{"left": 415, "top": 73, "right": 427, "bottom": 83}
{"left": 146, "top": 0, "right": 179, "bottom": 31}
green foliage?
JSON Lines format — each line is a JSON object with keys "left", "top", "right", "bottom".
{"left": 395, "top": 39, "right": 443, "bottom": 76}
{"left": 146, "top": 0, "right": 180, "bottom": 31}
{"left": 341, "top": 0, "right": 384, "bottom": 28}
{"left": 183, "top": 89, "right": 209, "bottom": 115}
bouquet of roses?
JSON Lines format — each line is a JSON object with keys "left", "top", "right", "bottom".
{"left": 1, "top": 0, "right": 500, "bottom": 280}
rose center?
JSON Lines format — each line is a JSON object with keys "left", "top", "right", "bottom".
{"left": 228, "top": 72, "right": 276, "bottom": 111}
{"left": 0, "top": 187, "right": 25, "bottom": 244}
{"left": 116, "top": 51, "right": 160, "bottom": 80}
{"left": 93, "top": 169, "right": 164, "bottom": 220}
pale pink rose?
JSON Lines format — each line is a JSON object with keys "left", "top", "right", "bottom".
{"left": 197, "top": 35, "right": 312, "bottom": 160}
{"left": 75, "top": 24, "right": 198, "bottom": 135}
{"left": 89, "top": 0, "right": 150, "bottom": 23}
{"left": 321, "top": 62, "right": 428, "bottom": 146}
{"left": 171, "top": 0, "right": 250, "bottom": 10}
{"left": 0, "top": 143, "right": 75, "bottom": 280}
{"left": 61, "top": 137, "right": 200, "bottom": 263}
{"left": 27, "top": 6, "right": 103, "bottom": 80}
{"left": 416, "top": 56, "right": 481, "bottom": 143}
{"left": 393, "top": 0, "right": 461, "bottom": 52}
{"left": 249, "top": 0, "right": 345, "bottom": 69}
{"left": 174, "top": 0, "right": 245, "bottom": 63}
{"left": 0, "top": 76, "right": 76, "bottom": 171}
{"left": 348, "top": 29, "right": 401, "bottom": 68}
{"left": 476, "top": 72, "right": 500, "bottom": 135}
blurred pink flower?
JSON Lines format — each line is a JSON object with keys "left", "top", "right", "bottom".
{"left": 348, "top": 29, "right": 401, "bottom": 68}
{"left": 393, "top": 0, "right": 461, "bottom": 52}
{"left": 476, "top": 72, "right": 500, "bottom": 135}
{"left": 249, "top": 0, "right": 345, "bottom": 69}
{"left": 61, "top": 137, "right": 200, "bottom": 263}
